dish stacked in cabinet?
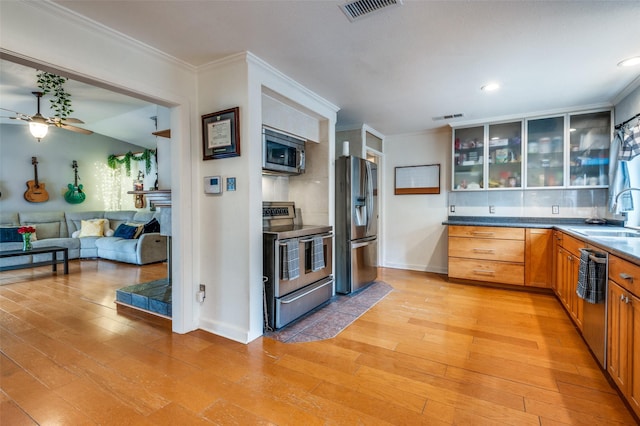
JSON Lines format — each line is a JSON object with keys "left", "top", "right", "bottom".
{"left": 607, "top": 255, "right": 640, "bottom": 418}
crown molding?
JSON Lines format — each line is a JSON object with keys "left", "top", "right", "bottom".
{"left": 450, "top": 102, "right": 613, "bottom": 128}
{"left": 246, "top": 52, "right": 339, "bottom": 114}
{"left": 198, "top": 51, "right": 339, "bottom": 116}
{"left": 32, "top": 0, "right": 195, "bottom": 73}
{"left": 613, "top": 73, "right": 640, "bottom": 105}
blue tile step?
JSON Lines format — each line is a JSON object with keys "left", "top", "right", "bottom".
{"left": 116, "top": 278, "right": 171, "bottom": 318}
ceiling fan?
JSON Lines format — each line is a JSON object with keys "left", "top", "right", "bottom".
{"left": 0, "top": 91, "right": 93, "bottom": 141}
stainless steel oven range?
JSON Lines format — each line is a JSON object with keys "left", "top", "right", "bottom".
{"left": 263, "top": 201, "right": 333, "bottom": 330}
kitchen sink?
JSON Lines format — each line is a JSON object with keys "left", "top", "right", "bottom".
{"left": 570, "top": 228, "right": 640, "bottom": 238}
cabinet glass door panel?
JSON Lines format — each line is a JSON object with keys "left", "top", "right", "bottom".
{"left": 488, "top": 121, "right": 522, "bottom": 188}
{"left": 527, "top": 116, "right": 564, "bottom": 188}
{"left": 569, "top": 111, "right": 611, "bottom": 187}
{"left": 453, "top": 126, "right": 484, "bottom": 190}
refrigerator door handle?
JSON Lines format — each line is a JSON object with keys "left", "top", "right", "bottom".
{"left": 365, "top": 161, "right": 373, "bottom": 234}
{"left": 351, "top": 236, "right": 377, "bottom": 249}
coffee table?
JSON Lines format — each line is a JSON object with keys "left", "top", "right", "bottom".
{"left": 0, "top": 246, "right": 69, "bottom": 274}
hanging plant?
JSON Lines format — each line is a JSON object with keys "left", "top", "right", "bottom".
{"left": 36, "top": 71, "right": 73, "bottom": 119}
{"left": 107, "top": 149, "right": 155, "bottom": 176}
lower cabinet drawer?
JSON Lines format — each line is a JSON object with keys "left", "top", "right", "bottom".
{"left": 608, "top": 254, "right": 640, "bottom": 295}
{"left": 448, "top": 257, "right": 525, "bottom": 285}
{"left": 275, "top": 276, "right": 333, "bottom": 329}
{"left": 448, "top": 237, "right": 524, "bottom": 262}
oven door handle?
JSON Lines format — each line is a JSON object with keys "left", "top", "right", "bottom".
{"left": 280, "top": 278, "right": 334, "bottom": 304}
{"left": 278, "top": 238, "right": 299, "bottom": 247}
{"left": 299, "top": 233, "right": 333, "bottom": 243}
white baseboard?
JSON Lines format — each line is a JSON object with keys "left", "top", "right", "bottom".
{"left": 382, "top": 262, "right": 447, "bottom": 275}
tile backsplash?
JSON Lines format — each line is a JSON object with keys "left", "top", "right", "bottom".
{"left": 448, "top": 188, "right": 613, "bottom": 219}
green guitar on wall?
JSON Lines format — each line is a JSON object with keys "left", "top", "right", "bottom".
{"left": 64, "top": 160, "right": 86, "bottom": 204}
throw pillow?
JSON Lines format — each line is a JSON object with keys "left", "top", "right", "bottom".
{"left": 125, "top": 222, "right": 144, "bottom": 239}
{"left": 0, "top": 227, "right": 23, "bottom": 242}
{"left": 102, "top": 219, "right": 112, "bottom": 236}
{"left": 78, "top": 219, "right": 106, "bottom": 238}
{"left": 113, "top": 223, "right": 139, "bottom": 239}
{"left": 142, "top": 218, "right": 161, "bottom": 234}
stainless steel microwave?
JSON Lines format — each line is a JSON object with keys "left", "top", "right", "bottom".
{"left": 262, "top": 127, "right": 305, "bottom": 175}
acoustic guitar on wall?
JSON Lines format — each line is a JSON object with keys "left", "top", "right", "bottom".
{"left": 24, "top": 156, "right": 49, "bottom": 203}
{"left": 64, "top": 160, "right": 86, "bottom": 204}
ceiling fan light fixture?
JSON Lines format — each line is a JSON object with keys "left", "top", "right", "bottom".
{"left": 29, "top": 121, "right": 49, "bottom": 141}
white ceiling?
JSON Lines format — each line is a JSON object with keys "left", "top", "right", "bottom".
{"left": 0, "top": 60, "right": 162, "bottom": 148}
{"left": 2, "top": 1, "right": 640, "bottom": 143}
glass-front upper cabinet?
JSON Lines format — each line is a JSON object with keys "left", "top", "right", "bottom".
{"left": 526, "top": 116, "right": 564, "bottom": 188}
{"left": 568, "top": 111, "right": 611, "bottom": 187}
{"left": 487, "top": 121, "right": 522, "bottom": 188}
{"left": 453, "top": 126, "right": 484, "bottom": 190}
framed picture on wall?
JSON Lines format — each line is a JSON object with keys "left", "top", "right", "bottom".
{"left": 202, "top": 107, "right": 240, "bottom": 160}
{"left": 394, "top": 164, "right": 440, "bottom": 195}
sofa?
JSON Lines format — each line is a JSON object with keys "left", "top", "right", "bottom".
{"left": 0, "top": 210, "right": 167, "bottom": 268}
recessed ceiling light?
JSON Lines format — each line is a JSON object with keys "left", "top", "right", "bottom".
{"left": 618, "top": 56, "right": 640, "bottom": 67}
{"left": 481, "top": 83, "right": 500, "bottom": 92}
{"left": 569, "top": 128, "right": 576, "bottom": 132}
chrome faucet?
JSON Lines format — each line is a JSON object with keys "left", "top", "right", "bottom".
{"left": 614, "top": 187, "right": 640, "bottom": 207}
{"left": 614, "top": 187, "right": 640, "bottom": 229}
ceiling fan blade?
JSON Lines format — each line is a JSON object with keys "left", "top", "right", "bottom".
{"left": 59, "top": 123, "right": 93, "bottom": 135}
{"left": 49, "top": 116, "right": 85, "bottom": 125}
{"left": 0, "top": 106, "right": 23, "bottom": 114}
{"left": 62, "top": 117, "right": 85, "bottom": 124}
{"left": 0, "top": 107, "right": 31, "bottom": 120}
{"left": 2, "top": 115, "right": 30, "bottom": 122}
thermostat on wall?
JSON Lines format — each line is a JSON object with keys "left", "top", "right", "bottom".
{"left": 204, "top": 176, "right": 222, "bottom": 194}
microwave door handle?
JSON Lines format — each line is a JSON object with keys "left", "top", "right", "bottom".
{"left": 298, "top": 149, "right": 305, "bottom": 172}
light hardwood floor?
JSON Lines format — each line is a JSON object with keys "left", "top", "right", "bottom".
{"left": 1, "top": 261, "right": 637, "bottom": 425}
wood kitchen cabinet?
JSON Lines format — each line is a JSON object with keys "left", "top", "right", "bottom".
{"left": 525, "top": 228, "right": 552, "bottom": 287}
{"left": 607, "top": 255, "right": 640, "bottom": 417}
{"left": 448, "top": 225, "right": 525, "bottom": 285}
{"left": 452, "top": 109, "right": 612, "bottom": 191}
{"left": 554, "top": 232, "right": 584, "bottom": 330}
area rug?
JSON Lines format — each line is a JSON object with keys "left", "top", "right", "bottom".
{"left": 264, "top": 280, "right": 393, "bottom": 343}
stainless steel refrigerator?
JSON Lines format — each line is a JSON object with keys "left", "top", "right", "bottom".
{"left": 335, "top": 156, "right": 378, "bottom": 294}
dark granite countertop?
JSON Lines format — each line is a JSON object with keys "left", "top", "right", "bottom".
{"left": 443, "top": 216, "right": 639, "bottom": 264}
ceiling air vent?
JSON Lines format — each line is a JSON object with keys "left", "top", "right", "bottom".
{"left": 432, "top": 113, "right": 465, "bottom": 121}
{"left": 340, "top": 0, "right": 403, "bottom": 22}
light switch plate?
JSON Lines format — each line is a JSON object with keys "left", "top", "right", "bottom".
{"left": 552, "top": 205, "right": 560, "bottom": 214}
{"left": 226, "top": 177, "right": 236, "bottom": 191}
{"left": 489, "top": 205, "right": 495, "bottom": 214}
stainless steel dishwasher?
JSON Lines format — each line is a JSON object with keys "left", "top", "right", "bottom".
{"left": 578, "top": 248, "right": 608, "bottom": 369}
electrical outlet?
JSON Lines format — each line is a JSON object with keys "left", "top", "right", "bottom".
{"left": 450, "top": 205, "right": 456, "bottom": 213}
{"left": 197, "top": 284, "right": 206, "bottom": 303}
{"left": 489, "top": 205, "right": 495, "bottom": 214}
{"left": 552, "top": 205, "right": 560, "bottom": 214}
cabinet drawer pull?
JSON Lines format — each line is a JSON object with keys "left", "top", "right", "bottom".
{"left": 473, "top": 248, "right": 495, "bottom": 254}
{"left": 471, "top": 231, "right": 495, "bottom": 236}
{"left": 619, "top": 273, "right": 634, "bottom": 283}
{"left": 473, "top": 270, "right": 495, "bottom": 275}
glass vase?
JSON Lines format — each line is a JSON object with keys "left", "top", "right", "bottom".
{"left": 22, "top": 234, "right": 32, "bottom": 251}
